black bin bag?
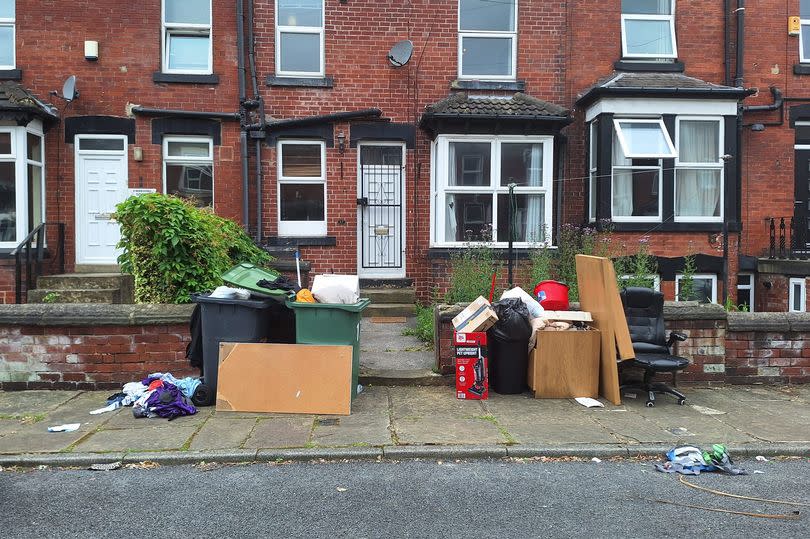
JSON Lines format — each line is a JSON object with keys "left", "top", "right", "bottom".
{"left": 487, "top": 298, "right": 532, "bottom": 394}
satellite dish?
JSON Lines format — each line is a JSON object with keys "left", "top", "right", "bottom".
{"left": 388, "top": 40, "right": 413, "bottom": 67}
{"left": 62, "top": 75, "right": 79, "bottom": 102}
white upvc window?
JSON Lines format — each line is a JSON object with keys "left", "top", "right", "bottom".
{"left": 676, "top": 273, "right": 717, "bottom": 303}
{"left": 0, "top": 120, "right": 45, "bottom": 248}
{"left": 737, "top": 272, "right": 754, "bottom": 312}
{"left": 621, "top": 0, "right": 677, "bottom": 60}
{"left": 0, "top": 0, "right": 14, "bottom": 70}
{"left": 277, "top": 140, "right": 327, "bottom": 236}
{"left": 163, "top": 136, "right": 214, "bottom": 208}
{"left": 620, "top": 274, "right": 661, "bottom": 291}
{"left": 276, "top": 0, "right": 324, "bottom": 77}
{"left": 675, "top": 117, "right": 723, "bottom": 222}
{"left": 588, "top": 120, "right": 598, "bottom": 222}
{"left": 801, "top": 1, "right": 810, "bottom": 63}
{"left": 458, "top": 0, "right": 517, "bottom": 80}
{"left": 790, "top": 277, "right": 807, "bottom": 312}
{"left": 162, "top": 0, "right": 212, "bottom": 74}
{"left": 432, "top": 134, "right": 553, "bottom": 247}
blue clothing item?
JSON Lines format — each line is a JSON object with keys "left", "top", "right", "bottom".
{"left": 143, "top": 372, "right": 201, "bottom": 399}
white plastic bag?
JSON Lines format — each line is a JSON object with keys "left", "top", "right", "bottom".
{"left": 500, "top": 286, "right": 544, "bottom": 319}
{"left": 311, "top": 274, "right": 360, "bottom": 304}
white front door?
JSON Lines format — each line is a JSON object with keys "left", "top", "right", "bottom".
{"left": 357, "top": 143, "right": 406, "bottom": 278}
{"left": 75, "top": 136, "right": 129, "bottom": 264}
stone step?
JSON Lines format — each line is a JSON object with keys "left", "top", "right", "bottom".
{"left": 74, "top": 264, "right": 120, "bottom": 274}
{"left": 28, "top": 288, "right": 120, "bottom": 304}
{"left": 37, "top": 273, "right": 131, "bottom": 291}
{"left": 359, "top": 369, "right": 451, "bottom": 387}
{"left": 361, "top": 287, "right": 416, "bottom": 305}
{"left": 363, "top": 303, "right": 417, "bottom": 317}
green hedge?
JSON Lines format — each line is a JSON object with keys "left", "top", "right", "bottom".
{"left": 115, "top": 193, "right": 271, "bottom": 303}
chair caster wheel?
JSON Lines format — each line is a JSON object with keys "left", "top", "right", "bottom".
{"left": 645, "top": 401, "right": 655, "bottom": 408}
{"left": 678, "top": 398, "right": 686, "bottom": 405}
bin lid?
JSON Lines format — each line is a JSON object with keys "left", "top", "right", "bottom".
{"left": 285, "top": 298, "right": 371, "bottom": 313}
{"left": 191, "top": 292, "right": 279, "bottom": 309}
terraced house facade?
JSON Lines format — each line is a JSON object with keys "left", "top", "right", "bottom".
{"left": 0, "top": 0, "right": 807, "bottom": 312}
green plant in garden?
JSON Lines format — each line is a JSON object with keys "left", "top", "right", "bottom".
{"left": 401, "top": 304, "right": 435, "bottom": 348}
{"left": 115, "top": 193, "right": 271, "bottom": 303}
{"left": 614, "top": 238, "right": 658, "bottom": 290}
{"left": 677, "top": 253, "right": 697, "bottom": 301}
{"left": 42, "top": 292, "right": 60, "bottom": 304}
{"left": 445, "top": 231, "right": 498, "bottom": 304}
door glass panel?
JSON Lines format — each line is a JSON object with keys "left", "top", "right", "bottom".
{"left": 79, "top": 138, "right": 125, "bottom": 151}
{"left": 0, "top": 161, "right": 16, "bottom": 242}
{"left": 445, "top": 193, "right": 492, "bottom": 242}
{"left": 280, "top": 184, "right": 324, "bottom": 221}
{"left": 496, "top": 193, "right": 545, "bottom": 243}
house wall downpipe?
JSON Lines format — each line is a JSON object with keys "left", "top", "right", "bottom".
{"left": 734, "top": 0, "right": 745, "bottom": 87}
{"left": 236, "top": 0, "right": 250, "bottom": 231}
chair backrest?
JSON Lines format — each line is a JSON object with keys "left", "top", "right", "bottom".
{"left": 620, "top": 287, "right": 666, "bottom": 347}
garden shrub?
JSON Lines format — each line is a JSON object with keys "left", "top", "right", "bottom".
{"left": 445, "top": 243, "right": 498, "bottom": 304}
{"left": 115, "top": 193, "right": 271, "bottom": 303}
{"left": 402, "top": 304, "right": 435, "bottom": 348}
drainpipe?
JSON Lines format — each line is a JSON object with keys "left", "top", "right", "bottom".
{"left": 742, "top": 86, "right": 784, "bottom": 126}
{"left": 734, "top": 1, "right": 745, "bottom": 87}
{"left": 247, "top": 0, "right": 264, "bottom": 242}
{"left": 724, "top": 0, "right": 731, "bottom": 85}
{"left": 728, "top": 0, "right": 746, "bottom": 304}
{"left": 236, "top": 0, "right": 250, "bottom": 231}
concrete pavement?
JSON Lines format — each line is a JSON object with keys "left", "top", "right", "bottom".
{"left": 1, "top": 384, "right": 809, "bottom": 466}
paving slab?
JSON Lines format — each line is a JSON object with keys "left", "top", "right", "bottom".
{"left": 102, "top": 406, "right": 213, "bottom": 430}
{"left": 389, "top": 386, "right": 486, "bottom": 418}
{"left": 243, "top": 416, "right": 314, "bottom": 449}
{"left": 0, "top": 390, "right": 77, "bottom": 417}
{"left": 189, "top": 417, "right": 256, "bottom": 451}
{"left": 75, "top": 424, "right": 198, "bottom": 452}
{"left": 310, "top": 387, "right": 392, "bottom": 447}
{"left": 588, "top": 409, "right": 673, "bottom": 444}
{"left": 360, "top": 319, "right": 434, "bottom": 371}
{"left": 0, "top": 425, "right": 87, "bottom": 453}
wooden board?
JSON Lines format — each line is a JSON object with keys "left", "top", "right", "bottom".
{"left": 215, "top": 343, "right": 353, "bottom": 415}
{"left": 575, "top": 255, "right": 634, "bottom": 405}
{"left": 529, "top": 329, "right": 601, "bottom": 399}
{"left": 536, "top": 310, "right": 593, "bottom": 322}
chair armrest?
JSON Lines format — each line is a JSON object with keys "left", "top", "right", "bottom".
{"left": 667, "top": 332, "right": 687, "bottom": 347}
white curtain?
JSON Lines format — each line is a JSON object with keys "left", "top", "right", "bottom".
{"left": 612, "top": 132, "right": 633, "bottom": 216}
{"left": 445, "top": 143, "right": 458, "bottom": 241}
{"left": 525, "top": 144, "right": 543, "bottom": 241}
{"left": 676, "top": 121, "right": 721, "bottom": 217}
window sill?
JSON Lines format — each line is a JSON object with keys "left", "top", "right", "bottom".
{"left": 613, "top": 60, "right": 684, "bottom": 73}
{"left": 152, "top": 72, "right": 220, "bottom": 84}
{"left": 794, "top": 64, "right": 810, "bottom": 75}
{"left": 427, "top": 247, "right": 546, "bottom": 260}
{"left": 450, "top": 79, "right": 526, "bottom": 91}
{"left": 608, "top": 221, "right": 730, "bottom": 233}
{"left": 0, "top": 69, "right": 22, "bottom": 80}
{"left": 266, "top": 75, "right": 334, "bottom": 88}
{"left": 264, "top": 236, "right": 336, "bottom": 247}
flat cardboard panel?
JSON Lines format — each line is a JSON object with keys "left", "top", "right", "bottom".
{"left": 529, "top": 330, "right": 600, "bottom": 399}
{"left": 575, "top": 255, "right": 629, "bottom": 405}
{"left": 216, "top": 343, "right": 353, "bottom": 415}
{"left": 536, "top": 311, "right": 593, "bottom": 322}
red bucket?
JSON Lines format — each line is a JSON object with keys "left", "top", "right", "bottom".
{"left": 533, "top": 280, "right": 570, "bottom": 311}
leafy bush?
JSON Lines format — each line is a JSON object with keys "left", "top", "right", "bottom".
{"left": 677, "top": 253, "right": 697, "bottom": 301}
{"left": 402, "top": 304, "right": 435, "bottom": 347}
{"left": 614, "top": 239, "right": 658, "bottom": 290}
{"left": 115, "top": 193, "right": 271, "bottom": 303}
{"left": 445, "top": 243, "right": 498, "bottom": 304}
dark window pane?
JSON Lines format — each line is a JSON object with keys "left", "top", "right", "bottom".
{"left": 449, "top": 142, "right": 490, "bottom": 186}
{"left": 280, "top": 183, "right": 324, "bottom": 221}
{"left": 0, "top": 132, "right": 11, "bottom": 154}
{"left": 27, "top": 133, "right": 43, "bottom": 162}
{"left": 360, "top": 146, "right": 402, "bottom": 166}
{"left": 281, "top": 144, "right": 321, "bottom": 177}
{"left": 497, "top": 193, "right": 545, "bottom": 243}
{"left": 166, "top": 164, "right": 213, "bottom": 207}
{"left": 27, "top": 164, "right": 43, "bottom": 232}
{"left": 445, "top": 193, "right": 492, "bottom": 242}
{"left": 0, "top": 161, "right": 16, "bottom": 241}
{"left": 79, "top": 138, "right": 125, "bottom": 151}
{"left": 500, "top": 143, "right": 543, "bottom": 187}
{"left": 613, "top": 168, "right": 660, "bottom": 217}
{"left": 737, "top": 287, "right": 753, "bottom": 311}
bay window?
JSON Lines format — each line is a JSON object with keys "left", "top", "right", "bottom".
{"left": 162, "top": 0, "right": 212, "bottom": 74}
{"left": 278, "top": 141, "right": 326, "bottom": 236}
{"left": 0, "top": 121, "right": 45, "bottom": 247}
{"left": 434, "top": 135, "right": 553, "bottom": 246}
{"left": 621, "top": 0, "right": 677, "bottom": 60}
{"left": 458, "top": 0, "right": 517, "bottom": 79}
{"left": 675, "top": 118, "right": 723, "bottom": 221}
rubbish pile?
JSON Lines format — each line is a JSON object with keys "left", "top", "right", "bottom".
{"left": 91, "top": 372, "right": 202, "bottom": 421}
{"left": 654, "top": 444, "right": 747, "bottom": 475}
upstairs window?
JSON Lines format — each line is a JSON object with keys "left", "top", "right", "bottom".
{"left": 276, "top": 0, "right": 324, "bottom": 77}
{"left": 163, "top": 137, "right": 214, "bottom": 208}
{"left": 162, "top": 0, "right": 212, "bottom": 74}
{"left": 801, "top": 1, "right": 810, "bottom": 63}
{"left": 621, "top": 0, "right": 677, "bottom": 60}
{"left": 0, "top": 0, "right": 14, "bottom": 69}
{"left": 458, "top": 0, "right": 517, "bottom": 79}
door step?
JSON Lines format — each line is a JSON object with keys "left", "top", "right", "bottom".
{"left": 360, "top": 285, "right": 416, "bottom": 318}
{"left": 31, "top": 273, "right": 134, "bottom": 304}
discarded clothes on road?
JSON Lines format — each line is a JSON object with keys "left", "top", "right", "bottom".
{"left": 654, "top": 444, "right": 747, "bottom": 475}
{"left": 90, "top": 372, "right": 201, "bottom": 421}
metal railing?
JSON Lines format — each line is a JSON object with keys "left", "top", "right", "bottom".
{"left": 767, "top": 216, "right": 810, "bottom": 259}
{"left": 10, "top": 223, "right": 65, "bottom": 304}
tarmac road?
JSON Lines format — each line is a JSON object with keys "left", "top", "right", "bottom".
{"left": 1, "top": 458, "right": 809, "bottom": 538}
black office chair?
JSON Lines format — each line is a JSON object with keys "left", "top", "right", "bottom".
{"left": 620, "top": 287, "right": 689, "bottom": 407}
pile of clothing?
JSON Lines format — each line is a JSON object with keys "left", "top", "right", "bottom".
{"left": 94, "top": 373, "right": 202, "bottom": 421}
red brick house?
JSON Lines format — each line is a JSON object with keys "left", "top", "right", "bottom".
{"left": 0, "top": 0, "right": 806, "bottom": 313}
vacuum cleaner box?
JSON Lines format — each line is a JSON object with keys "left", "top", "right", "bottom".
{"left": 452, "top": 296, "right": 499, "bottom": 333}
{"left": 454, "top": 331, "right": 489, "bottom": 400}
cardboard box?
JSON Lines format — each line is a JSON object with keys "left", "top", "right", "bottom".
{"left": 528, "top": 329, "right": 600, "bottom": 399}
{"left": 452, "top": 296, "right": 498, "bottom": 333}
{"left": 454, "top": 331, "right": 489, "bottom": 400}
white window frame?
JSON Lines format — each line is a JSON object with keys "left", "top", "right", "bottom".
{"left": 162, "top": 136, "right": 214, "bottom": 206}
{"left": 620, "top": 1, "right": 678, "bottom": 60}
{"left": 674, "top": 116, "right": 724, "bottom": 223}
{"left": 588, "top": 120, "right": 598, "bottom": 222}
{"left": 610, "top": 119, "right": 664, "bottom": 223}
{"left": 457, "top": 0, "right": 518, "bottom": 80}
{"left": 0, "top": 120, "right": 45, "bottom": 249}
{"left": 277, "top": 140, "right": 327, "bottom": 236}
{"left": 676, "top": 273, "right": 717, "bottom": 303}
{"left": 275, "top": 0, "right": 325, "bottom": 78}
{"left": 736, "top": 272, "right": 754, "bottom": 312}
{"left": 161, "top": 0, "right": 213, "bottom": 75}
{"left": 789, "top": 277, "right": 807, "bottom": 312}
{"left": 0, "top": 0, "right": 14, "bottom": 70}
{"left": 431, "top": 134, "right": 554, "bottom": 248}
{"left": 620, "top": 274, "right": 661, "bottom": 291}
{"left": 613, "top": 118, "right": 676, "bottom": 159}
